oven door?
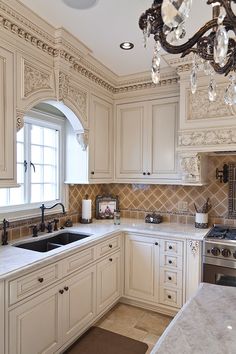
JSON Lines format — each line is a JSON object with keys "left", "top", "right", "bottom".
{"left": 203, "top": 263, "right": 236, "bottom": 287}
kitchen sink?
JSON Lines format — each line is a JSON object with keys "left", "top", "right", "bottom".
{"left": 13, "top": 232, "right": 92, "bottom": 252}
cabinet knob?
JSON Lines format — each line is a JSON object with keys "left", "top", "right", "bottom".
{"left": 59, "top": 289, "right": 64, "bottom": 294}
{"left": 168, "top": 276, "right": 172, "bottom": 281}
{"left": 168, "top": 260, "right": 173, "bottom": 264}
{"left": 109, "top": 258, "right": 113, "bottom": 262}
{"left": 168, "top": 295, "right": 172, "bottom": 299}
{"left": 169, "top": 245, "right": 173, "bottom": 250}
{"left": 155, "top": 242, "right": 158, "bottom": 246}
{"left": 38, "top": 277, "right": 44, "bottom": 283}
{"left": 91, "top": 171, "right": 95, "bottom": 175}
{"left": 143, "top": 172, "right": 146, "bottom": 175}
{"left": 64, "top": 286, "right": 69, "bottom": 291}
{"left": 109, "top": 244, "right": 113, "bottom": 248}
{"left": 147, "top": 172, "right": 151, "bottom": 176}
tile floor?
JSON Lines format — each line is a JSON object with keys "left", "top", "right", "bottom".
{"left": 96, "top": 303, "right": 173, "bottom": 353}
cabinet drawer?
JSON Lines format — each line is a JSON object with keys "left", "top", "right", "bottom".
{"left": 8, "top": 263, "right": 61, "bottom": 305}
{"left": 160, "top": 268, "right": 182, "bottom": 289}
{"left": 163, "top": 240, "right": 183, "bottom": 256}
{"left": 63, "top": 247, "right": 95, "bottom": 276}
{"left": 160, "top": 254, "right": 182, "bottom": 270}
{"left": 159, "top": 287, "right": 182, "bottom": 308}
{"left": 96, "top": 235, "right": 120, "bottom": 258}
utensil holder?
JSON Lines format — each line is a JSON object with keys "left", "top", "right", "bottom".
{"left": 195, "top": 212, "right": 208, "bottom": 229}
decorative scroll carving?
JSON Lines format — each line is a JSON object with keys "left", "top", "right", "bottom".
{"left": 76, "top": 131, "right": 89, "bottom": 151}
{"left": 179, "top": 128, "right": 236, "bottom": 147}
{"left": 180, "top": 154, "right": 201, "bottom": 182}
{"left": 16, "top": 110, "right": 24, "bottom": 131}
{"left": 24, "top": 64, "right": 52, "bottom": 97}
{"left": 188, "top": 240, "right": 200, "bottom": 256}
{"left": 188, "top": 87, "right": 232, "bottom": 121}
{"left": 58, "top": 72, "right": 69, "bottom": 100}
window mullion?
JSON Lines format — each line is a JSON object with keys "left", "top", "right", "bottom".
{"left": 25, "top": 123, "right": 31, "bottom": 204}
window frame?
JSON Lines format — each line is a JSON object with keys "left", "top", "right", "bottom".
{"left": 0, "top": 109, "right": 68, "bottom": 221}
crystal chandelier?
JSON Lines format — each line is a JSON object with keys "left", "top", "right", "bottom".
{"left": 139, "top": 0, "right": 236, "bottom": 105}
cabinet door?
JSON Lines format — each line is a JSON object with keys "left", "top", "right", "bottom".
{"left": 63, "top": 265, "right": 96, "bottom": 343}
{"left": 89, "top": 95, "right": 113, "bottom": 181}
{"left": 125, "top": 235, "right": 159, "bottom": 303}
{"left": 97, "top": 252, "right": 121, "bottom": 315}
{"left": 116, "top": 102, "right": 147, "bottom": 179}
{"left": 0, "top": 282, "right": 4, "bottom": 354}
{"left": 0, "top": 45, "right": 16, "bottom": 186}
{"left": 8, "top": 287, "right": 62, "bottom": 354}
{"left": 148, "top": 99, "right": 179, "bottom": 179}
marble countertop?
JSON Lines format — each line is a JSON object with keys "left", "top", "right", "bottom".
{"left": 0, "top": 218, "right": 209, "bottom": 280}
{"left": 151, "top": 283, "right": 236, "bottom": 354}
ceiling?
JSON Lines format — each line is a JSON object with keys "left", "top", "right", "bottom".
{"left": 18, "top": 0, "right": 212, "bottom": 77}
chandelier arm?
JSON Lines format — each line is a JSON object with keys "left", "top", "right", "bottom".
{"left": 157, "top": 19, "right": 217, "bottom": 55}
{"left": 208, "top": 0, "right": 236, "bottom": 26}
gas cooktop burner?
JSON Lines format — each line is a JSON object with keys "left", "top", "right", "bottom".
{"left": 206, "top": 225, "right": 236, "bottom": 240}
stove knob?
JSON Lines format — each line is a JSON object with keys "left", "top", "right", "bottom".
{"left": 211, "top": 247, "right": 220, "bottom": 256}
{"left": 222, "top": 248, "right": 231, "bottom": 257}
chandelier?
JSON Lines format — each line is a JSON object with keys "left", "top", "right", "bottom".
{"left": 139, "top": 0, "right": 236, "bottom": 105}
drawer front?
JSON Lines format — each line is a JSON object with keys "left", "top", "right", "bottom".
{"left": 8, "top": 263, "right": 60, "bottom": 305}
{"left": 160, "top": 254, "right": 182, "bottom": 270}
{"left": 159, "top": 287, "right": 182, "bottom": 308}
{"left": 160, "top": 268, "right": 182, "bottom": 289}
{"left": 163, "top": 240, "right": 183, "bottom": 256}
{"left": 64, "top": 247, "right": 95, "bottom": 276}
{"left": 96, "top": 235, "right": 120, "bottom": 258}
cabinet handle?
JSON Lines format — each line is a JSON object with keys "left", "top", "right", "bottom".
{"left": 109, "top": 244, "right": 113, "bottom": 248}
{"left": 64, "top": 286, "right": 69, "bottom": 291}
{"left": 38, "top": 277, "right": 44, "bottom": 283}
{"left": 168, "top": 260, "right": 173, "bottom": 264}
{"left": 143, "top": 172, "right": 146, "bottom": 175}
{"left": 59, "top": 289, "right": 64, "bottom": 294}
{"left": 109, "top": 258, "right": 113, "bottom": 262}
{"left": 155, "top": 242, "right": 158, "bottom": 246}
{"left": 168, "top": 295, "right": 172, "bottom": 299}
{"left": 168, "top": 276, "right": 172, "bottom": 281}
{"left": 169, "top": 245, "right": 173, "bottom": 250}
{"left": 91, "top": 171, "right": 95, "bottom": 175}
{"left": 147, "top": 172, "right": 150, "bottom": 176}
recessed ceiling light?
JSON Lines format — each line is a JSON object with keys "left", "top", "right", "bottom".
{"left": 62, "top": 0, "right": 99, "bottom": 10}
{"left": 120, "top": 42, "right": 134, "bottom": 50}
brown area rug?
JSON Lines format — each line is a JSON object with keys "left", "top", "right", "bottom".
{"left": 63, "top": 326, "right": 148, "bottom": 354}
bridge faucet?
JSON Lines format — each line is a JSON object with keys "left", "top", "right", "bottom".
{"left": 40, "top": 203, "right": 65, "bottom": 232}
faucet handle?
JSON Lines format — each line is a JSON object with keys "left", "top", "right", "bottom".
{"left": 3, "top": 218, "right": 9, "bottom": 228}
{"left": 29, "top": 225, "right": 38, "bottom": 237}
{"left": 53, "top": 219, "right": 59, "bottom": 231}
{"left": 46, "top": 221, "right": 53, "bottom": 233}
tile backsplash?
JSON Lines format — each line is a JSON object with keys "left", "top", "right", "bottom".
{"left": 3, "top": 155, "right": 236, "bottom": 242}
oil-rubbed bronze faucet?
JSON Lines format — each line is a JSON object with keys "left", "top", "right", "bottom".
{"left": 40, "top": 203, "right": 65, "bottom": 232}
{"left": 2, "top": 218, "right": 9, "bottom": 245}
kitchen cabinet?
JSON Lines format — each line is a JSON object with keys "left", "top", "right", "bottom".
{"left": 125, "top": 233, "right": 184, "bottom": 313}
{"left": 0, "top": 44, "right": 16, "bottom": 187}
{"left": 185, "top": 240, "right": 202, "bottom": 300}
{"left": 97, "top": 251, "right": 121, "bottom": 315}
{"left": 65, "top": 95, "right": 113, "bottom": 184}
{"left": 0, "top": 281, "right": 4, "bottom": 354}
{"left": 115, "top": 97, "right": 180, "bottom": 183}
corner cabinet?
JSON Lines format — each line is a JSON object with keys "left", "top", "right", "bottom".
{"left": 0, "top": 44, "right": 16, "bottom": 187}
{"left": 115, "top": 97, "right": 180, "bottom": 184}
{"left": 65, "top": 95, "right": 113, "bottom": 184}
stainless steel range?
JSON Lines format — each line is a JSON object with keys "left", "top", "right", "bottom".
{"left": 203, "top": 225, "right": 236, "bottom": 287}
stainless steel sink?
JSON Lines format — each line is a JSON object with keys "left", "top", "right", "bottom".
{"left": 13, "top": 232, "right": 92, "bottom": 252}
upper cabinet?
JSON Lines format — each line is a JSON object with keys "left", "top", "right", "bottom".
{"left": 115, "top": 97, "right": 180, "bottom": 184}
{"left": 0, "top": 44, "right": 16, "bottom": 187}
{"left": 65, "top": 95, "right": 113, "bottom": 184}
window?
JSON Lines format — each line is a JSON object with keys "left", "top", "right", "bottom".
{"left": 0, "top": 110, "right": 66, "bottom": 218}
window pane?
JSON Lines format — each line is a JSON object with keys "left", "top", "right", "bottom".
{"left": 9, "top": 185, "right": 24, "bottom": 205}
{"left": 44, "top": 128, "right": 56, "bottom": 147}
{"left": 31, "top": 184, "right": 43, "bottom": 203}
{"left": 44, "top": 184, "right": 57, "bottom": 201}
{"left": 17, "top": 128, "right": 24, "bottom": 143}
{"left": 44, "top": 147, "right": 56, "bottom": 165}
{"left": 31, "top": 165, "right": 43, "bottom": 183}
{"left": 17, "top": 163, "right": 24, "bottom": 184}
{"left": 44, "top": 166, "right": 56, "bottom": 183}
{"left": 31, "top": 145, "right": 43, "bottom": 164}
{"left": 31, "top": 125, "right": 43, "bottom": 145}
{"left": 17, "top": 142, "right": 24, "bottom": 163}
{"left": 0, "top": 189, "right": 9, "bottom": 206}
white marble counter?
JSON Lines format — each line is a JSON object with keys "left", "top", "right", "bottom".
{"left": 0, "top": 218, "right": 208, "bottom": 280}
{"left": 151, "top": 283, "right": 236, "bottom": 354}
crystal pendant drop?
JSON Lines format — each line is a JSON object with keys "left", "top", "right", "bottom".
{"left": 143, "top": 28, "right": 147, "bottom": 48}
{"left": 224, "top": 75, "right": 236, "bottom": 105}
{"left": 208, "top": 76, "right": 217, "bottom": 102}
{"left": 214, "top": 25, "right": 228, "bottom": 67}
{"left": 151, "top": 41, "right": 161, "bottom": 85}
{"left": 190, "top": 55, "right": 197, "bottom": 94}
{"left": 161, "top": 0, "right": 192, "bottom": 29}
{"left": 146, "top": 17, "right": 152, "bottom": 38}
{"left": 204, "top": 61, "right": 211, "bottom": 76}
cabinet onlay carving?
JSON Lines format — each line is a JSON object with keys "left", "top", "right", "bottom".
{"left": 188, "top": 240, "right": 200, "bottom": 256}
{"left": 16, "top": 110, "right": 24, "bottom": 131}
{"left": 24, "top": 63, "right": 53, "bottom": 97}
{"left": 179, "top": 128, "right": 236, "bottom": 147}
{"left": 180, "top": 154, "right": 201, "bottom": 182}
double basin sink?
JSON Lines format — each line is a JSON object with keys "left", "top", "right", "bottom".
{"left": 14, "top": 232, "right": 92, "bottom": 253}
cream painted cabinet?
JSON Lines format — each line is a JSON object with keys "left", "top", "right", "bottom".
{"left": 97, "top": 251, "right": 121, "bottom": 315}
{"left": 115, "top": 97, "right": 180, "bottom": 183}
{"left": 0, "top": 44, "right": 16, "bottom": 187}
{"left": 185, "top": 240, "right": 202, "bottom": 301}
{"left": 0, "top": 281, "right": 4, "bottom": 354}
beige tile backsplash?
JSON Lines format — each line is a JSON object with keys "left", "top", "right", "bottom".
{"left": 3, "top": 155, "right": 236, "bottom": 241}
